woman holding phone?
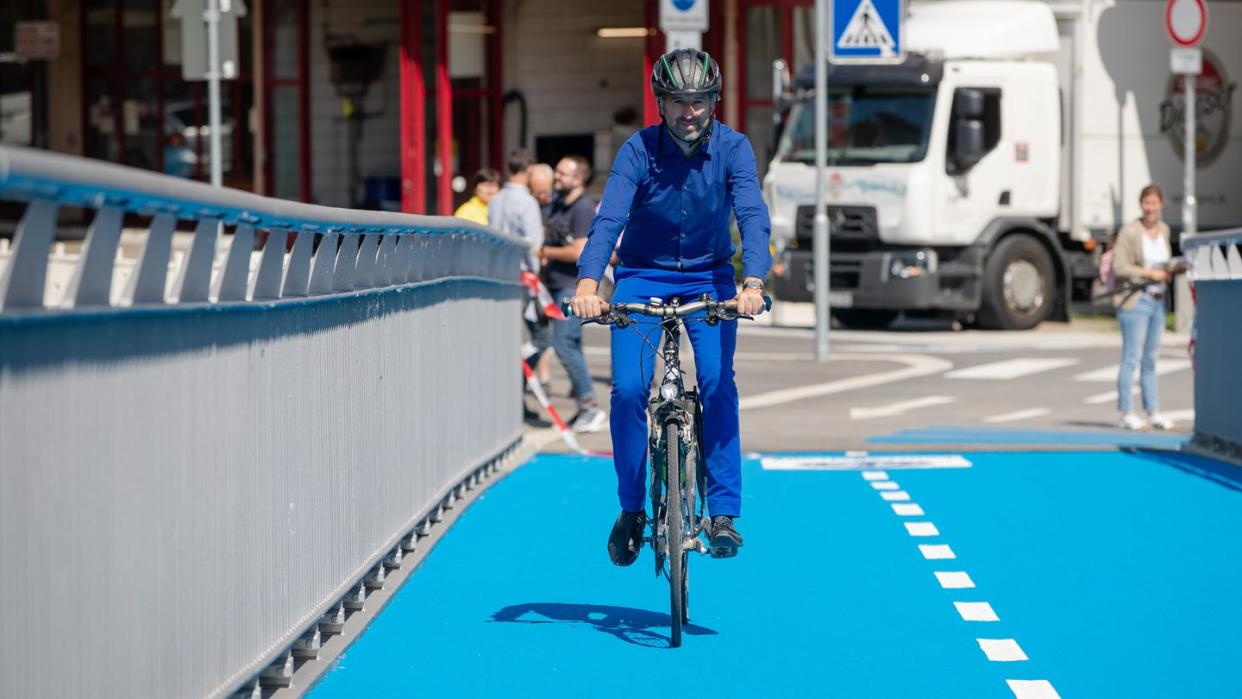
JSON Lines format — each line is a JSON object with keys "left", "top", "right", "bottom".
{"left": 1110, "top": 184, "right": 1177, "bottom": 431}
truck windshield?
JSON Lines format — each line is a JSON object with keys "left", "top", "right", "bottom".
{"left": 776, "top": 88, "right": 935, "bottom": 165}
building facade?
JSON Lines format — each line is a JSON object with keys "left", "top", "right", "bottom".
{"left": 2, "top": 0, "right": 810, "bottom": 214}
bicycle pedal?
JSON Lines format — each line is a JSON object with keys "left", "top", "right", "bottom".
{"left": 709, "top": 545, "right": 738, "bottom": 559}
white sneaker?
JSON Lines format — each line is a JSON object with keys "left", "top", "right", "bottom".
{"left": 1119, "top": 412, "right": 1147, "bottom": 431}
{"left": 1147, "top": 413, "right": 1175, "bottom": 431}
{"left": 571, "top": 406, "right": 608, "bottom": 433}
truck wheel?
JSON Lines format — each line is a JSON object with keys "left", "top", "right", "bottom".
{"left": 978, "top": 234, "right": 1055, "bottom": 330}
{"left": 832, "top": 309, "right": 899, "bottom": 329}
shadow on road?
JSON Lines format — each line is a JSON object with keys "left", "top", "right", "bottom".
{"left": 1126, "top": 448, "right": 1242, "bottom": 493}
{"left": 489, "top": 602, "right": 717, "bottom": 648}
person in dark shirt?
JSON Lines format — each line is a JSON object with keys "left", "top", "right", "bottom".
{"left": 539, "top": 155, "right": 606, "bottom": 432}
{"left": 571, "top": 49, "right": 771, "bottom": 566}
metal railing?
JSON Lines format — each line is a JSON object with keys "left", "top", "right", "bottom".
{"left": 1181, "top": 227, "right": 1242, "bottom": 464}
{"left": 0, "top": 145, "right": 528, "bottom": 698}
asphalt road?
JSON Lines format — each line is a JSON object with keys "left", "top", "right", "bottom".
{"left": 532, "top": 315, "right": 1195, "bottom": 454}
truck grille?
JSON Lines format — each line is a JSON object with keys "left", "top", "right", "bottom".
{"left": 794, "top": 205, "right": 879, "bottom": 254}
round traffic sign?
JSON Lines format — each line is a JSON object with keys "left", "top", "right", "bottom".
{"left": 1166, "top": 0, "right": 1207, "bottom": 47}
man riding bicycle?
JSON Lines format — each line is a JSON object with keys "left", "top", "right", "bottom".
{"left": 571, "top": 48, "right": 771, "bottom": 566}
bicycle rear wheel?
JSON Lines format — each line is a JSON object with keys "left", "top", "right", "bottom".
{"left": 665, "top": 420, "right": 686, "bottom": 647}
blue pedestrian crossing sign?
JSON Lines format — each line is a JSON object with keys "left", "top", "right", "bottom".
{"left": 830, "top": 0, "right": 905, "bottom": 64}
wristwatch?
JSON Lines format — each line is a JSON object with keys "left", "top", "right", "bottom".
{"left": 743, "top": 278, "right": 765, "bottom": 291}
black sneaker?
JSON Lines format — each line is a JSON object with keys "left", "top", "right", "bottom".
{"left": 523, "top": 406, "right": 551, "bottom": 428}
{"left": 607, "top": 510, "right": 648, "bottom": 566}
{"left": 709, "top": 516, "right": 743, "bottom": 558}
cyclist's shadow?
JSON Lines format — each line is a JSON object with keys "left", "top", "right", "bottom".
{"left": 489, "top": 602, "right": 717, "bottom": 648}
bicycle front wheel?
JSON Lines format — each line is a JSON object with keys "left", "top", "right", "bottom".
{"left": 665, "top": 420, "right": 686, "bottom": 648}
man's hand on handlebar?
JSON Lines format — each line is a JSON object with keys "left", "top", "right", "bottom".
{"left": 571, "top": 278, "right": 607, "bottom": 319}
{"left": 736, "top": 278, "right": 766, "bottom": 315}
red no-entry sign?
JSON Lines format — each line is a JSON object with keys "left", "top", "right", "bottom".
{"left": 1166, "top": 0, "right": 1207, "bottom": 47}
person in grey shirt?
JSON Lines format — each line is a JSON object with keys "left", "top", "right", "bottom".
{"left": 489, "top": 148, "right": 545, "bottom": 274}
{"left": 490, "top": 148, "right": 551, "bottom": 425}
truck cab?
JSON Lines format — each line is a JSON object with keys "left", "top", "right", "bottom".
{"left": 763, "top": 1, "right": 1082, "bottom": 329}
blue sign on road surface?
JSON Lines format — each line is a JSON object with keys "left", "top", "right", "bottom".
{"left": 830, "top": 0, "right": 905, "bottom": 64}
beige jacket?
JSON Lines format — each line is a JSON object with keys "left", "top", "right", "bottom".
{"left": 1110, "top": 219, "right": 1171, "bottom": 310}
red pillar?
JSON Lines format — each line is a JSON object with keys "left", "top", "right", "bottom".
{"left": 436, "top": 0, "right": 454, "bottom": 215}
{"left": 400, "top": 0, "right": 426, "bottom": 213}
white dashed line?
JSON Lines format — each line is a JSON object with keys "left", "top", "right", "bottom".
{"left": 1084, "top": 386, "right": 1136, "bottom": 405}
{"left": 934, "top": 571, "right": 976, "bottom": 589}
{"left": 945, "top": 358, "right": 1078, "bottom": 380}
{"left": 954, "top": 601, "right": 999, "bottom": 621}
{"left": 850, "top": 395, "right": 956, "bottom": 420}
{"left": 1006, "top": 679, "right": 1062, "bottom": 699}
{"left": 869, "top": 466, "right": 1057, "bottom": 699}
{"left": 984, "top": 408, "right": 1051, "bottom": 424}
{"left": 1074, "top": 359, "right": 1191, "bottom": 382}
{"left": 918, "top": 544, "right": 955, "bottom": 559}
{"left": 977, "top": 638, "right": 1028, "bottom": 662}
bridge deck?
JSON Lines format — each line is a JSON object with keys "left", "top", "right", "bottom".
{"left": 309, "top": 449, "right": 1242, "bottom": 698}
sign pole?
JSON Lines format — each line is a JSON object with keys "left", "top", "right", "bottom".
{"left": 205, "top": 0, "right": 224, "bottom": 187}
{"left": 1183, "top": 71, "right": 1196, "bottom": 238}
{"left": 813, "top": 0, "right": 830, "bottom": 362}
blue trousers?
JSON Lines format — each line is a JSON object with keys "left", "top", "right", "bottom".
{"left": 609, "top": 265, "right": 742, "bottom": 517}
{"left": 1117, "top": 293, "right": 1165, "bottom": 414}
{"left": 549, "top": 286, "right": 598, "bottom": 405}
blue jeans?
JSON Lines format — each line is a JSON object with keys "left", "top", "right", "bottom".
{"left": 549, "top": 286, "right": 597, "bottom": 406}
{"left": 609, "top": 265, "right": 741, "bottom": 517}
{"left": 1117, "top": 293, "right": 1164, "bottom": 414}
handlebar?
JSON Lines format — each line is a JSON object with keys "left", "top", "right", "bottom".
{"left": 561, "top": 293, "right": 772, "bottom": 326}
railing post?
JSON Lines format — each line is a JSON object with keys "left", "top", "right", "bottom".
{"left": 251, "top": 228, "right": 288, "bottom": 300}
{"left": 354, "top": 233, "right": 381, "bottom": 290}
{"left": 333, "top": 233, "right": 361, "bottom": 292}
{"left": 123, "top": 213, "right": 176, "bottom": 305}
{"left": 0, "top": 198, "right": 57, "bottom": 310}
{"left": 64, "top": 205, "right": 123, "bottom": 308}
{"left": 281, "top": 231, "right": 315, "bottom": 298}
{"left": 174, "top": 218, "right": 222, "bottom": 303}
{"left": 215, "top": 224, "right": 256, "bottom": 302}
{"left": 308, "top": 232, "right": 338, "bottom": 295}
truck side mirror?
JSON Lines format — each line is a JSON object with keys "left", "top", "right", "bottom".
{"left": 953, "top": 120, "right": 986, "bottom": 172}
{"left": 954, "top": 89, "right": 985, "bottom": 119}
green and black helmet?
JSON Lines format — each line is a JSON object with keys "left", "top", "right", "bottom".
{"left": 650, "top": 48, "right": 722, "bottom": 100}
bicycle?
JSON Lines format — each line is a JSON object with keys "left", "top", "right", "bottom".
{"left": 570, "top": 292, "right": 770, "bottom": 647}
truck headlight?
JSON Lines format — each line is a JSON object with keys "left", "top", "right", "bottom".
{"left": 889, "top": 249, "right": 938, "bottom": 280}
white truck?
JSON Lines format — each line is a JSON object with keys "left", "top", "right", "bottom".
{"left": 763, "top": 0, "right": 1242, "bottom": 328}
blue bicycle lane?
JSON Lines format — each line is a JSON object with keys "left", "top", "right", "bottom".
{"left": 310, "top": 447, "right": 1242, "bottom": 698}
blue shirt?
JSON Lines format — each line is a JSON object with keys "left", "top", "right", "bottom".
{"left": 577, "top": 122, "right": 772, "bottom": 283}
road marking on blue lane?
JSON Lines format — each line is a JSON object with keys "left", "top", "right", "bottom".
{"left": 892, "top": 503, "right": 924, "bottom": 516}
{"left": 905, "top": 521, "right": 940, "bottom": 536}
{"left": 919, "top": 544, "right": 956, "bottom": 559}
{"left": 869, "top": 426, "right": 1187, "bottom": 449}
{"left": 978, "top": 638, "right": 1029, "bottom": 662}
{"left": 761, "top": 453, "right": 971, "bottom": 470}
{"left": 871, "top": 480, "right": 901, "bottom": 490}
{"left": 1007, "top": 679, "right": 1063, "bottom": 698}
{"left": 880, "top": 490, "right": 911, "bottom": 501}
{"left": 935, "top": 570, "right": 976, "bottom": 588}
{"left": 955, "top": 601, "right": 999, "bottom": 622}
